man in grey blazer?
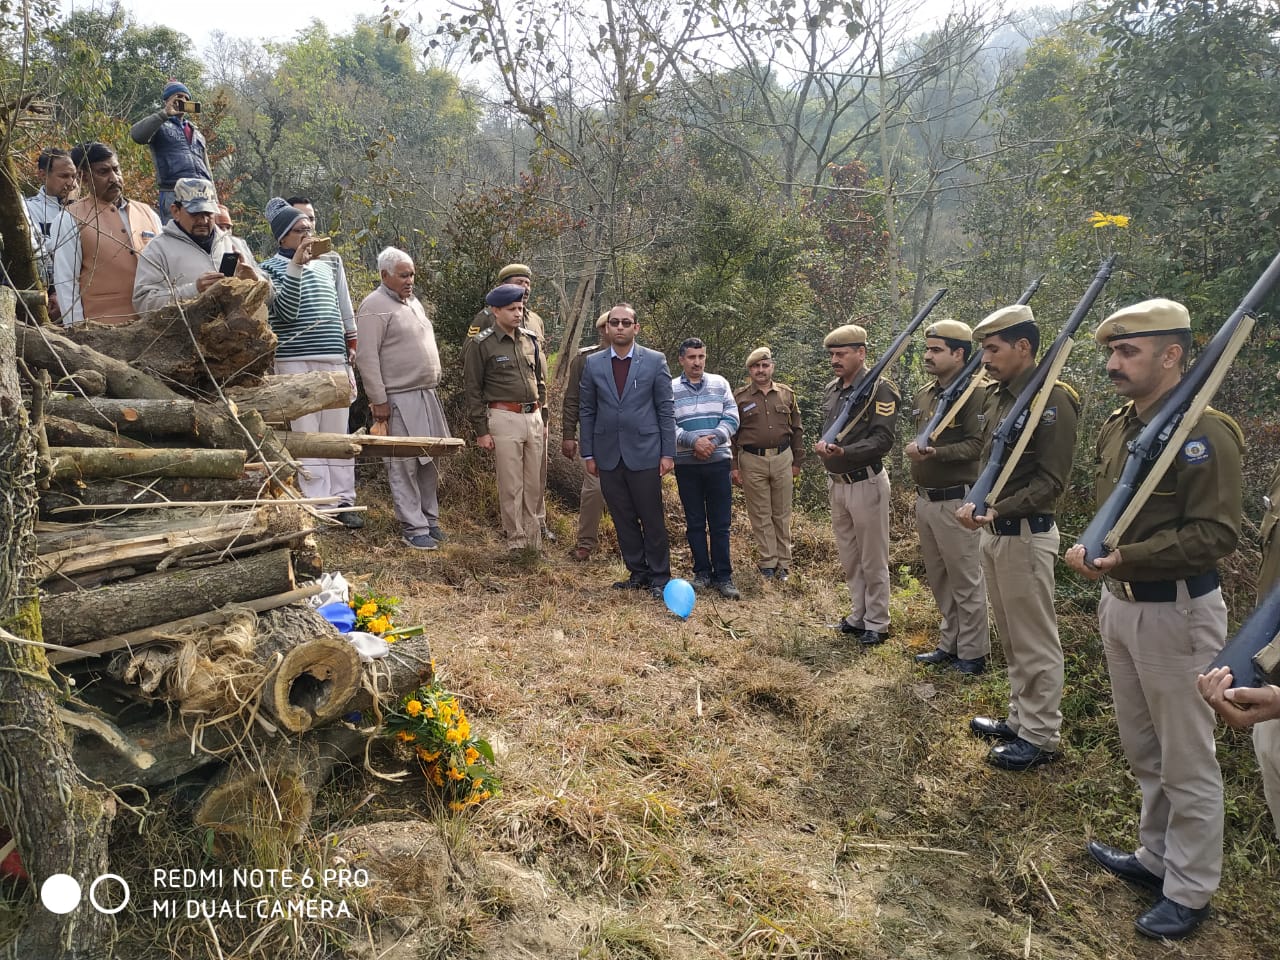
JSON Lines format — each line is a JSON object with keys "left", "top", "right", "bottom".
{"left": 579, "top": 302, "right": 677, "bottom": 598}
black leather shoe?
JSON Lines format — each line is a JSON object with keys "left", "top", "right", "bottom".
{"left": 915, "top": 648, "right": 954, "bottom": 666}
{"left": 838, "top": 620, "right": 865, "bottom": 637}
{"left": 987, "top": 737, "right": 1057, "bottom": 771}
{"left": 1086, "top": 841, "right": 1162, "bottom": 893}
{"left": 953, "top": 656, "right": 987, "bottom": 675}
{"left": 969, "top": 716, "right": 1017, "bottom": 741}
{"left": 860, "top": 630, "right": 888, "bottom": 646}
{"left": 335, "top": 510, "right": 365, "bottom": 529}
{"left": 612, "top": 578, "right": 649, "bottom": 591}
{"left": 1135, "top": 897, "right": 1209, "bottom": 940}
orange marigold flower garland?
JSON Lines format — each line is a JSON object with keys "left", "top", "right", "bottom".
{"left": 383, "top": 678, "right": 499, "bottom": 811}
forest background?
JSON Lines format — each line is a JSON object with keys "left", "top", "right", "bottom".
{"left": 5, "top": 0, "right": 1280, "bottom": 513}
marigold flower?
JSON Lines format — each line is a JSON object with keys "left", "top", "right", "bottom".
{"left": 445, "top": 728, "right": 463, "bottom": 744}
{"left": 464, "top": 747, "right": 480, "bottom": 765}
{"left": 357, "top": 602, "right": 378, "bottom": 618}
{"left": 405, "top": 700, "right": 423, "bottom": 717}
{"left": 447, "top": 766, "right": 466, "bottom": 781}
{"left": 449, "top": 801, "right": 465, "bottom": 811}
{"left": 396, "top": 730, "right": 416, "bottom": 743}
{"left": 415, "top": 746, "right": 441, "bottom": 762}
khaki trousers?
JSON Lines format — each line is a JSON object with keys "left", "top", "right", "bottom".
{"left": 980, "top": 525, "right": 1062, "bottom": 750}
{"left": 740, "top": 447, "right": 794, "bottom": 570}
{"left": 489, "top": 408, "right": 545, "bottom": 549}
{"left": 575, "top": 455, "right": 607, "bottom": 550}
{"left": 1255, "top": 719, "right": 1280, "bottom": 842}
{"left": 1098, "top": 584, "right": 1225, "bottom": 908}
{"left": 828, "top": 470, "right": 891, "bottom": 633}
{"left": 915, "top": 494, "right": 989, "bottom": 659}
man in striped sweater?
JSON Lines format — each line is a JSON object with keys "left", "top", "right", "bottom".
{"left": 672, "top": 338, "right": 741, "bottom": 599}
{"left": 259, "top": 197, "right": 362, "bottom": 528}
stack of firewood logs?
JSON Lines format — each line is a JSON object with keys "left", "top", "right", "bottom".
{"left": 10, "top": 281, "right": 459, "bottom": 845}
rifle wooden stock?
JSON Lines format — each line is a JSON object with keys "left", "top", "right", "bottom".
{"left": 1208, "top": 579, "right": 1280, "bottom": 689}
{"left": 914, "top": 274, "right": 1044, "bottom": 450}
{"left": 1077, "top": 248, "right": 1280, "bottom": 562}
{"left": 964, "top": 256, "right": 1117, "bottom": 517}
{"left": 821, "top": 288, "right": 947, "bottom": 446}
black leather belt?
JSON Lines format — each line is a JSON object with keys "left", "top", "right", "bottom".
{"left": 488, "top": 400, "right": 541, "bottom": 413}
{"left": 1106, "top": 570, "right": 1220, "bottom": 603}
{"left": 991, "top": 513, "right": 1054, "bottom": 535}
{"left": 742, "top": 443, "right": 790, "bottom": 456}
{"left": 830, "top": 461, "right": 883, "bottom": 484}
{"left": 917, "top": 484, "right": 967, "bottom": 502}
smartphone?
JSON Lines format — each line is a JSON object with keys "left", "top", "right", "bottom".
{"left": 218, "top": 252, "right": 241, "bottom": 277}
{"left": 309, "top": 235, "right": 332, "bottom": 256}
{"left": 177, "top": 100, "right": 201, "bottom": 114}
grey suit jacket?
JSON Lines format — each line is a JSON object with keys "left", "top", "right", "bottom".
{"left": 579, "top": 344, "right": 676, "bottom": 471}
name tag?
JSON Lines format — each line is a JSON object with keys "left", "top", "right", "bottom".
{"left": 494, "top": 356, "right": 510, "bottom": 363}
{"left": 742, "top": 402, "right": 757, "bottom": 412}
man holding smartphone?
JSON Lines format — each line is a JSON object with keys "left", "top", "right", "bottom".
{"left": 133, "top": 178, "right": 266, "bottom": 314}
{"left": 130, "top": 80, "right": 212, "bottom": 222}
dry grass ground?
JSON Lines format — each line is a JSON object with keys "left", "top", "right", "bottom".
{"left": 19, "top": 452, "right": 1280, "bottom": 958}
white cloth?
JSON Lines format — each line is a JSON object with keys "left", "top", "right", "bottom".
{"left": 276, "top": 358, "right": 357, "bottom": 505}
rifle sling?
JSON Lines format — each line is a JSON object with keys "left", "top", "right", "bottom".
{"left": 989, "top": 338, "right": 1076, "bottom": 505}
{"left": 1102, "top": 316, "right": 1254, "bottom": 551}
{"left": 929, "top": 373, "right": 989, "bottom": 442}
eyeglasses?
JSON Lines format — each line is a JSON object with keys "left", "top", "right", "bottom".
{"left": 607, "top": 319, "right": 635, "bottom": 327}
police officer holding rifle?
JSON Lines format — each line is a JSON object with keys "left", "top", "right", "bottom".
{"left": 957, "top": 259, "right": 1112, "bottom": 771}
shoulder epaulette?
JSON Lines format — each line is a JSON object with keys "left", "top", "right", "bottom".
{"left": 473, "top": 327, "right": 494, "bottom": 342}
{"left": 1053, "top": 379, "right": 1080, "bottom": 405}
{"left": 879, "top": 377, "right": 902, "bottom": 399}
{"left": 1104, "top": 404, "right": 1128, "bottom": 426}
{"left": 1204, "top": 405, "right": 1245, "bottom": 448}
{"left": 519, "top": 325, "right": 539, "bottom": 340}
{"left": 824, "top": 376, "right": 841, "bottom": 390}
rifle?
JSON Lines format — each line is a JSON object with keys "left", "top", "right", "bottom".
{"left": 1076, "top": 248, "right": 1280, "bottom": 563}
{"left": 963, "top": 255, "right": 1117, "bottom": 517}
{"left": 821, "top": 288, "right": 947, "bottom": 446}
{"left": 1207, "top": 579, "right": 1280, "bottom": 689}
{"left": 914, "top": 274, "right": 1045, "bottom": 451}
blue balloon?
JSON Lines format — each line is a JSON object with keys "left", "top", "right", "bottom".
{"left": 663, "top": 578, "right": 696, "bottom": 619}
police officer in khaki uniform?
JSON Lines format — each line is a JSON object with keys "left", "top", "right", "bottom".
{"left": 732, "top": 347, "right": 804, "bottom": 582}
{"left": 1065, "top": 299, "right": 1242, "bottom": 940}
{"left": 561, "top": 312, "right": 611, "bottom": 560}
{"left": 462, "top": 283, "right": 548, "bottom": 550}
{"left": 815, "top": 324, "right": 899, "bottom": 644}
{"left": 905, "top": 319, "right": 990, "bottom": 674}
{"left": 469, "top": 263, "right": 552, "bottom": 540}
{"left": 957, "top": 304, "right": 1078, "bottom": 771}
{"left": 1199, "top": 455, "right": 1280, "bottom": 841}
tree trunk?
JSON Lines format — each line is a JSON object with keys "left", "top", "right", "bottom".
{"left": 40, "top": 476, "right": 266, "bottom": 517}
{"left": 254, "top": 606, "right": 362, "bottom": 734}
{"left": 226, "top": 371, "right": 353, "bottom": 424}
{"left": 0, "top": 286, "right": 114, "bottom": 957}
{"left": 49, "top": 447, "right": 247, "bottom": 481}
{"left": 67, "top": 278, "right": 276, "bottom": 391}
{"left": 41, "top": 547, "right": 296, "bottom": 647}
{"left": 17, "top": 323, "right": 181, "bottom": 401}
{"left": 0, "top": 146, "right": 50, "bottom": 327}
{"left": 44, "top": 414, "right": 146, "bottom": 449}
{"left": 280, "top": 433, "right": 464, "bottom": 459}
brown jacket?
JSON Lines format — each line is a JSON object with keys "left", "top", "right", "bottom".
{"left": 67, "top": 195, "right": 162, "bottom": 325}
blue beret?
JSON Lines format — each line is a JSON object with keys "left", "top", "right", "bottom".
{"left": 485, "top": 284, "right": 526, "bottom": 308}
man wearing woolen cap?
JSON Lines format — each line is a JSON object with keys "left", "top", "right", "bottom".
{"left": 130, "top": 80, "right": 212, "bottom": 222}
{"left": 814, "top": 323, "right": 899, "bottom": 645}
{"left": 463, "top": 283, "right": 549, "bottom": 551}
{"left": 957, "top": 303, "right": 1079, "bottom": 771}
{"left": 732, "top": 346, "right": 804, "bottom": 582}
{"left": 906, "top": 319, "right": 989, "bottom": 675}
{"left": 1066, "top": 299, "right": 1242, "bottom": 940}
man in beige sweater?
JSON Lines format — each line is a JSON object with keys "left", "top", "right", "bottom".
{"left": 355, "top": 247, "right": 451, "bottom": 550}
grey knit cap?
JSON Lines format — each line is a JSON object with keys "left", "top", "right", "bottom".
{"left": 265, "top": 196, "right": 307, "bottom": 243}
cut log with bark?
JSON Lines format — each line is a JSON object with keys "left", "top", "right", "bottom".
{"left": 281, "top": 432, "right": 465, "bottom": 459}
{"left": 255, "top": 606, "right": 362, "bottom": 734}
{"left": 44, "top": 413, "right": 146, "bottom": 449}
{"left": 226, "top": 370, "right": 353, "bottom": 423}
{"left": 42, "top": 547, "right": 296, "bottom": 647}
{"left": 41, "top": 476, "right": 268, "bottom": 517}
{"left": 49, "top": 447, "right": 247, "bottom": 481}
{"left": 17, "top": 322, "right": 182, "bottom": 401}
{"left": 66, "top": 278, "right": 276, "bottom": 391}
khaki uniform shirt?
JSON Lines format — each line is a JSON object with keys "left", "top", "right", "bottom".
{"left": 909, "top": 378, "right": 983, "bottom": 489}
{"left": 561, "top": 343, "right": 605, "bottom": 441}
{"left": 462, "top": 324, "right": 547, "bottom": 435}
{"left": 819, "top": 371, "right": 899, "bottom": 475}
{"left": 1093, "top": 396, "right": 1242, "bottom": 582}
{"left": 1258, "top": 463, "right": 1280, "bottom": 598}
{"left": 732, "top": 381, "right": 804, "bottom": 468}
{"left": 469, "top": 305, "right": 546, "bottom": 342}
{"left": 979, "top": 367, "right": 1079, "bottom": 518}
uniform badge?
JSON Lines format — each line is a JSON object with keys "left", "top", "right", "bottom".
{"left": 1181, "top": 437, "right": 1211, "bottom": 464}
{"left": 911, "top": 407, "right": 921, "bottom": 419}
{"left": 742, "top": 402, "right": 757, "bottom": 413}
{"left": 1040, "top": 406, "right": 1057, "bottom": 425}
{"left": 495, "top": 355, "right": 510, "bottom": 363}
{"left": 467, "top": 325, "right": 480, "bottom": 337}
{"left": 875, "top": 401, "right": 896, "bottom": 417}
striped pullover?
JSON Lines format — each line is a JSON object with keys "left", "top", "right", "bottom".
{"left": 259, "top": 253, "right": 348, "bottom": 361}
{"left": 671, "top": 372, "right": 739, "bottom": 465}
